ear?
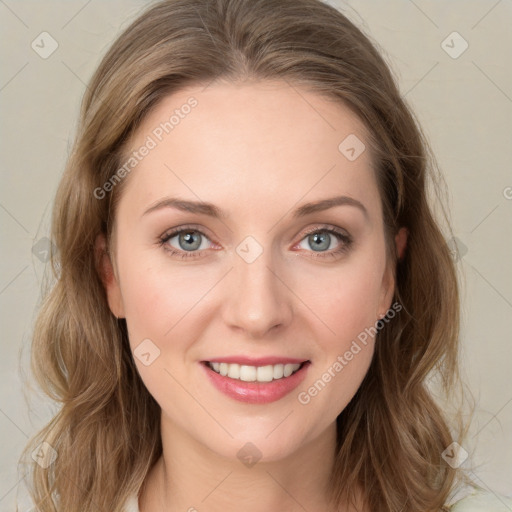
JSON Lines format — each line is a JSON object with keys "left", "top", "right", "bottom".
{"left": 395, "top": 226, "right": 408, "bottom": 261}
{"left": 377, "top": 227, "right": 408, "bottom": 319}
{"left": 95, "top": 233, "right": 125, "bottom": 318}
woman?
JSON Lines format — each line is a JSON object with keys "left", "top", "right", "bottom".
{"left": 19, "top": 0, "right": 510, "bottom": 510}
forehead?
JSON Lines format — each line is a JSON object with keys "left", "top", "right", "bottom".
{"left": 117, "top": 80, "right": 381, "bottom": 222}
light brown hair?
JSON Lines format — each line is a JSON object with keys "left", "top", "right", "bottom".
{"left": 19, "top": 0, "right": 469, "bottom": 510}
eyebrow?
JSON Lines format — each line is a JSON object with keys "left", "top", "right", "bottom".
{"left": 142, "top": 195, "right": 368, "bottom": 220}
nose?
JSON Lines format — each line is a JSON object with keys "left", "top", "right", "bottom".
{"left": 222, "top": 248, "right": 293, "bottom": 339}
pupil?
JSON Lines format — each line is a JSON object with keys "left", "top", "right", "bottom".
{"left": 310, "top": 232, "right": 329, "bottom": 252}
{"left": 180, "top": 231, "right": 201, "bottom": 251}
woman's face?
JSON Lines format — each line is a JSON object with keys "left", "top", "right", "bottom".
{"left": 103, "top": 80, "right": 397, "bottom": 462}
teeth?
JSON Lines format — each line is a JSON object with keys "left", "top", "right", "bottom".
{"left": 208, "top": 362, "right": 302, "bottom": 382}
{"left": 240, "top": 365, "right": 257, "bottom": 382}
{"left": 226, "top": 363, "right": 238, "bottom": 379}
{"left": 256, "top": 365, "right": 273, "bottom": 382}
{"left": 285, "top": 364, "right": 298, "bottom": 377}
{"left": 273, "top": 364, "right": 284, "bottom": 379}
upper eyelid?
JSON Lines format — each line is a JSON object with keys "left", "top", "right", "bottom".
{"left": 160, "top": 224, "right": 213, "bottom": 239}
{"left": 301, "top": 224, "right": 349, "bottom": 237}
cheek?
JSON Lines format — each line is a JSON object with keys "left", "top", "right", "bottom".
{"left": 297, "top": 255, "right": 386, "bottom": 341}
{"left": 295, "top": 265, "right": 381, "bottom": 417}
{"left": 117, "top": 250, "right": 221, "bottom": 352}
{"left": 118, "top": 261, "right": 215, "bottom": 401}
{"left": 292, "top": 251, "right": 386, "bottom": 404}
{"left": 123, "top": 273, "right": 189, "bottom": 340}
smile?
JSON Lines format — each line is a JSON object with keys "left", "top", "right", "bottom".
{"left": 201, "top": 360, "right": 311, "bottom": 404}
{"left": 206, "top": 361, "right": 304, "bottom": 382}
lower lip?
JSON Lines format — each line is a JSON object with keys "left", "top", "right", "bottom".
{"left": 200, "top": 361, "right": 311, "bottom": 404}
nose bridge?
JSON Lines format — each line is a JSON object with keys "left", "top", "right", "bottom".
{"left": 223, "top": 239, "right": 293, "bottom": 337}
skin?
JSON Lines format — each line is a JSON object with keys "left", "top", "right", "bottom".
{"left": 98, "top": 80, "right": 407, "bottom": 512}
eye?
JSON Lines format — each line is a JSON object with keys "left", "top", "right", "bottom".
{"left": 296, "top": 226, "right": 352, "bottom": 258}
{"left": 158, "top": 226, "right": 214, "bottom": 259}
{"left": 158, "top": 224, "right": 353, "bottom": 260}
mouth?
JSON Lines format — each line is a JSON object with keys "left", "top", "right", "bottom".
{"left": 203, "top": 360, "right": 309, "bottom": 383}
{"left": 200, "top": 359, "right": 311, "bottom": 404}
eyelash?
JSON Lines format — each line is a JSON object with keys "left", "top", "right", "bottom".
{"left": 158, "top": 224, "right": 353, "bottom": 260}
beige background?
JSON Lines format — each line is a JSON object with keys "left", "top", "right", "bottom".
{"left": 1, "top": 0, "right": 511, "bottom": 509}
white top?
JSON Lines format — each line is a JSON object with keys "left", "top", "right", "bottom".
{"left": 124, "top": 494, "right": 139, "bottom": 512}
{"left": 124, "top": 488, "right": 512, "bottom": 511}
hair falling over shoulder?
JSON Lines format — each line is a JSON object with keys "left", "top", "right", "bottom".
{"left": 19, "top": 1, "right": 472, "bottom": 510}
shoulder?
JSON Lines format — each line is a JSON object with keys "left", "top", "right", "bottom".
{"left": 448, "top": 488, "right": 512, "bottom": 511}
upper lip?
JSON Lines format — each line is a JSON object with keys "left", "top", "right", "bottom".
{"left": 202, "top": 356, "right": 309, "bottom": 366}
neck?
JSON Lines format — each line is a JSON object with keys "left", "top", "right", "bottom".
{"left": 139, "top": 415, "right": 362, "bottom": 512}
